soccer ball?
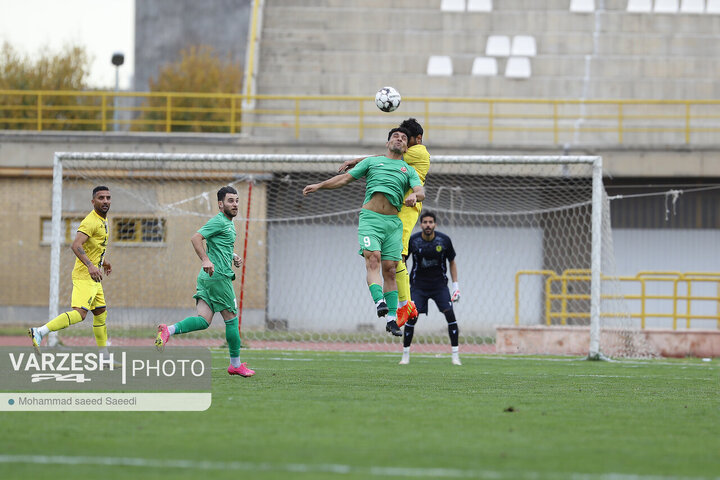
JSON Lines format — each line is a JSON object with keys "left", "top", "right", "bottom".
{"left": 375, "top": 86, "right": 401, "bottom": 112}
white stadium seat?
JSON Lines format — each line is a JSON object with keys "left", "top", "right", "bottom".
{"left": 680, "top": 0, "right": 705, "bottom": 13}
{"left": 427, "top": 56, "right": 454, "bottom": 76}
{"left": 467, "top": 0, "right": 493, "bottom": 11}
{"left": 570, "top": 0, "right": 596, "bottom": 12}
{"left": 654, "top": 0, "right": 679, "bottom": 12}
{"left": 471, "top": 57, "right": 498, "bottom": 76}
{"left": 505, "top": 57, "right": 531, "bottom": 79}
{"left": 627, "top": 0, "right": 652, "bottom": 11}
{"left": 441, "top": 0, "right": 465, "bottom": 11}
{"left": 511, "top": 35, "right": 537, "bottom": 57}
{"left": 485, "top": 35, "right": 511, "bottom": 57}
{"left": 705, "top": 0, "right": 720, "bottom": 12}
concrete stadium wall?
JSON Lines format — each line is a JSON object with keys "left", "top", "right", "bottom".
{"left": 134, "top": 0, "right": 252, "bottom": 91}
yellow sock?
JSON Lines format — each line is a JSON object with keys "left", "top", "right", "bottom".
{"left": 45, "top": 310, "right": 84, "bottom": 332}
{"left": 93, "top": 311, "right": 108, "bottom": 347}
{"left": 396, "top": 260, "right": 411, "bottom": 303}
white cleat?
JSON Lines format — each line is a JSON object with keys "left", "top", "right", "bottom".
{"left": 28, "top": 328, "right": 43, "bottom": 355}
{"left": 451, "top": 356, "right": 462, "bottom": 366}
{"left": 399, "top": 355, "right": 410, "bottom": 365}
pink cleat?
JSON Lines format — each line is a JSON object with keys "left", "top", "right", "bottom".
{"left": 228, "top": 362, "right": 255, "bottom": 377}
{"left": 155, "top": 324, "right": 170, "bottom": 351}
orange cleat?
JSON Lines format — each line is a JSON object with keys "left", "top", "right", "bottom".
{"left": 396, "top": 304, "right": 409, "bottom": 328}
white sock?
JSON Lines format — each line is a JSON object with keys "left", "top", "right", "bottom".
{"left": 167, "top": 324, "right": 176, "bottom": 336}
{"left": 230, "top": 356, "right": 241, "bottom": 368}
{"left": 452, "top": 346, "right": 459, "bottom": 355}
{"left": 403, "top": 347, "right": 410, "bottom": 355}
{"left": 38, "top": 325, "right": 50, "bottom": 337}
{"left": 386, "top": 315, "right": 397, "bottom": 323}
{"left": 398, "top": 300, "right": 408, "bottom": 308}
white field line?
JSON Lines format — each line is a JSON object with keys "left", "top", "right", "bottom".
{"left": 0, "top": 454, "right": 716, "bottom": 480}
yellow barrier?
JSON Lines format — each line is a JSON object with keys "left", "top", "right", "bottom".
{"left": 2, "top": 89, "right": 720, "bottom": 144}
{"left": 515, "top": 269, "right": 720, "bottom": 329}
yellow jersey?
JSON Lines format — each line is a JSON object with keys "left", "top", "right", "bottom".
{"left": 72, "top": 209, "right": 109, "bottom": 280}
{"left": 403, "top": 144, "right": 430, "bottom": 185}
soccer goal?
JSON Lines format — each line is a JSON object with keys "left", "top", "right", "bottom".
{"left": 48, "top": 152, "right": 655, "bottom": 358}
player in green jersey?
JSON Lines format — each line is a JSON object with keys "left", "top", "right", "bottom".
{"left": 155, "top": 186, "right": 254, "bottom": 377}
{"left": 303, "top": 128, "right": 425, "bottom": 336}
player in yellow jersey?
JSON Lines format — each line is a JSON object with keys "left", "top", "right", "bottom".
{"left": 29, "top": 186, "right": 113, "bottom": 355}
{"left": 339, "top": 118, "right": 430, "bottom": 327}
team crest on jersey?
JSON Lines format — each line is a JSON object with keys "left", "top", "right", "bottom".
{"left": 401, "top": 167, "right": 407, "bottom": 173}
{"left": 436, "top": 245, "right": 443, "bottom": 252}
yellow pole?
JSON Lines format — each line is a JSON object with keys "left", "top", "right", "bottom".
{"left": 294, "top": 98, "right": 300, "bottom": 139}
{"left": 166, "top": 94, "right": 172, "bottom": 133}
{"left": 488, "top": 100, "right": 494, "bottom": 143}
{"left": 101, "top": 94, "right": 107, "bottom": 132}
{"left": 245, "top": 0, "right": 260, "bottom": 99}
{"left": 230, "top": 96, "right": 236, "bottom": 134}
{"left": 37, "top": 93, "right": 42, "bottom": 131}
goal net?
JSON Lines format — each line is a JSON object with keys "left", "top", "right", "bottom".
{"left": 48, "top": 152, "right": 656, "bottom": 358}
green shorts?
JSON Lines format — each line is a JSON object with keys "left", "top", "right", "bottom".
{"left": 357, "top": 209, "right": 403, "bottom": 261}
{"left": 193, "top": 273, "right": 237, "bottom": 314}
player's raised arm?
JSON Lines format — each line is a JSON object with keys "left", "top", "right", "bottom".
{"left": 71, "top": 231, "right": 103, "bottom": 282}
{"left": 338, "top": 155, "right": 376, "bottom": 173}
{"left": 303, "top": 172, "right": 355, "bottom": 195}
{"left": 190, "top": 232, "right": 214, "bottom": 277}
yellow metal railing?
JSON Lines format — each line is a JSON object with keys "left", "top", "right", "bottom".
{"left": 515, "top": 269, "right": 720, "bottom": 329}
{"left": 2, "top": 89, "right": 720, "bottom": 145}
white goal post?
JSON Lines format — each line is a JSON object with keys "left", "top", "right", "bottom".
{"left": 48, "top": 152, "right": 642, "bottom": 358}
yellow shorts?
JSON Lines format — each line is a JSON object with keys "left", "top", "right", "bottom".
{"left": 71, "top": 277, "right": 106, "bottom": 311}
{"left": 398, "top": 201, "right": 422, "bottom": 256}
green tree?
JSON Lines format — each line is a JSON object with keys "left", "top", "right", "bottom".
{"left": 0, "top": 42, "right": 97, "bottom": 130}
{"left": 137, "top": 45, "right": 243, "bottom": 133}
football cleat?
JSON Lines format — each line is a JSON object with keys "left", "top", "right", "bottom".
{"left": 396, "top": 304, "right": 409, "bottom": 328}
{"left": 155, "top": 324, "right": 170, "bottom": 352}
{"left": 452, "top": 355, "right": 462, "bottom": 366}
{"left": 406, "top": 301, "right": 419, "bottom": 321}
{"left": 399, "top": 355, "right": 410, "bottom": 365}
{"left": 28, "top": 328, "right": 42, "bottom": 355}
{"left": 385, "top": 320, "right": 402, "bottom": 337}
{"left": 228, "top": 362, "right": 255, "bottom": 377}
{"left": 376, "top": 301, "right": 389, "bottom": 318}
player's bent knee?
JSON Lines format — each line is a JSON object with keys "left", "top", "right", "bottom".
{"left": 91, "top": 307, "right": 106, "bottom": 316}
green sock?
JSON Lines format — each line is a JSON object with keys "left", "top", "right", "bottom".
{"left": 368, "top": 283, "right": 384, "bottom": 303}
{"left": 224, "top": 316, "right": 241, "bottom": 358}
{"left": 173, "top": 316, "right": 209, "bottom": 334}
{"left": 384, "top": 290, "right": 399, "bottom": 316}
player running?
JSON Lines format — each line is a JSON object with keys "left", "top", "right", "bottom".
{"left": 29, "top": 186, "right": 113, "bottom": 357}
{"left": 154, "top": 186, "right": 254, "bottom": 377}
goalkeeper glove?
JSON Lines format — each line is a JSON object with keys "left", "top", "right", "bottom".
{"left": 451, "top": 282, "right": 460, "bottom": 302}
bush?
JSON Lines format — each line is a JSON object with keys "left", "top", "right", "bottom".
{"left": 135, "top": 45, "right": 243, "bottom": 133}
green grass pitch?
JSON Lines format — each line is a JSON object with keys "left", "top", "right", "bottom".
{"left": 1, "top": 350, "right": 718, "bottom": 480}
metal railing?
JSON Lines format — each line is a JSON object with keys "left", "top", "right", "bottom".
{"left": 515, "top": 269, "right": 720, "bottom": 329}
{"left": 2, "top": 89, "right": 720, "bottom": 146}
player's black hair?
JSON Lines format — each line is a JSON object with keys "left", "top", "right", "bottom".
{"left": 92, "top": 186, "right": 110, "bottom": 197}
{"left": 399, "top": 118, "right": 423, "bottom": 138}
{"left": 217, "top": 186, "right": 238, "bottom": 202}
{"left": 420, "top": 210, "right": 436, "bottom": 223}
{"left": 387, "top": 126, "right": 411, "bottom": 141}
